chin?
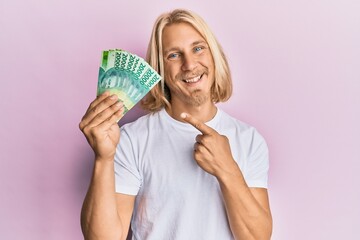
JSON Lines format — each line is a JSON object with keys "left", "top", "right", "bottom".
{"left": 186, "top": 92, "right": 209, "bottom": 107}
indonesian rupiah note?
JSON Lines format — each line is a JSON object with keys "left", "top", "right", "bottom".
{"left": 97, "top": 49, "right": 161, "bottom": 117}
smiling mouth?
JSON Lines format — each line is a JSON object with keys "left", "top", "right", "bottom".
{"left": 183, "top": 74, "right": 203, "bottom": 83}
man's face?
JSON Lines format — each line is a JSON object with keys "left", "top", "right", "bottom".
{"left": 162, "top": 22, "right": 215, "bottom": 107}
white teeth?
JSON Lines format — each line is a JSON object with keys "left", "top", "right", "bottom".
{"left": 184, "top": 75, "right": 201, "bottom": 83}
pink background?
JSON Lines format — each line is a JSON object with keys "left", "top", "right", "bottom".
{"left": 1, "top": 1, "right": 359, "bottom": 239}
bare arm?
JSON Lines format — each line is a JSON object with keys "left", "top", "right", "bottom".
{"left": 181, "top": 113, "right": 272, "bottom": 239}
{"left": 217, "top": 168, "right": 272, "bottom": 240}
{"left": 79, "top": 92, "right": 135, "bottom": 240}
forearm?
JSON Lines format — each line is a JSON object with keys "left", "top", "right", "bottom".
{"left": 217, "top": 167, "right": 272, "bottom": 240}
{"left": 81, "top": 158, "right": 123, "bottom": 240}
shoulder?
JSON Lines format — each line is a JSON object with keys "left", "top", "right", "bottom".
{"left": 218, "top": 109, "right": 267, "bottom": 146}
{"left": 218, "top": 109, "right": 255, "bottom": 133}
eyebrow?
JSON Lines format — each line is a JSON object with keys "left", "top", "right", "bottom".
{"left": 191, "top": 40, "right": 207, "bottom": 46}
{"left": 163, "top": 40, "right": 208, "bottom": 56}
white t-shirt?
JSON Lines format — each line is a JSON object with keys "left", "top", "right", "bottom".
{"left": 114, "top": 108, "right": 269, "bottom": 240}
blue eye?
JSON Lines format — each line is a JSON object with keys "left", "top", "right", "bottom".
{"left": 168, "top": 53, "right": 179, "bottom": 59}
{"left": 194, "top": 46, "right": 203, "bottom": 52}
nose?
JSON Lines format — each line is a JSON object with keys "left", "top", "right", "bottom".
{"left": 181, "top": 53, "right": 197, "bottom": 71}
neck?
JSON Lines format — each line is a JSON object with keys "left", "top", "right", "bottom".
{"left": 166, "top": 98, "right": 217, "bottom": 123}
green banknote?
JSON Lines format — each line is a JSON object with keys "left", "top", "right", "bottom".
{"left": 97, "top": 49, "right": 162, "bottom": 117}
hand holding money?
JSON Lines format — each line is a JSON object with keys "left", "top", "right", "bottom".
{"left": 79, "top": 92, "right": 125, "bottom": 161}
{"left": 79, "top": 49, "right": 161, "bottom": 161}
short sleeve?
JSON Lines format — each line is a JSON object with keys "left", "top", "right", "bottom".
{"left": 244, "top": 129, "right": 269, "bottom": 188}
{"left": 114, "top": 127, "right": 142, "bottom": 195}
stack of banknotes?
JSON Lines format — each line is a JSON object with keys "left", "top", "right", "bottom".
{"left": 97, "top": 49, "right": 162, "bottom": 117}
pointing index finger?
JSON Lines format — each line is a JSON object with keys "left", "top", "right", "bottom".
{"left": 180, "top": 112, "right": 214, "bottom": 135}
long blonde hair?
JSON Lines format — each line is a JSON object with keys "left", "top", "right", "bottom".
{"left": 141, "top": 9, "right": 232, "bottom": 112}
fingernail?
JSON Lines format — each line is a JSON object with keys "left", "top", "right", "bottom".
{"left": 180, "top": 113, "right": 187, "bottom": 119}
{"left": 110, "top": 94, "right": 117, "bottom": 100}
{"left": 115, "top": 102, "right": 123, "bottom": 107}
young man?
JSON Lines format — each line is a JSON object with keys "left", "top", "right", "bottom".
{"left": 79, "top": 9, "right": 272, "bottom": 240}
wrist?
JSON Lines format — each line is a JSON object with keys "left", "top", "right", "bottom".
{"left": 93, "top": 157, "right": 116, "bottom": 176}
{"left": 216, "top": 163, "right": 247, "bottom": 188}
{"left": 94, "top": 154, "right": 115, "bottom": 163}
